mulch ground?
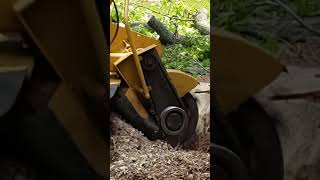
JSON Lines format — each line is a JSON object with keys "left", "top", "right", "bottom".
{"left": 110, "top": 112, "right": 210, "bottom": 180}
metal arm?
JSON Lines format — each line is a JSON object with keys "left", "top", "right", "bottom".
{"left": 123, "top": 0, "right": 150, "bottom": 99}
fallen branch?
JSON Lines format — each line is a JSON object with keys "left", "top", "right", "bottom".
{"left": 147, "top": 15, "right": 189, "bottom": 45}
{"left": 273, "top": 0, "right": 320, "bottom": 37}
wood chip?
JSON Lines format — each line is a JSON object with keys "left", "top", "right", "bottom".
{"left": 110, "top": 113, "right": 210, "bottom": 180}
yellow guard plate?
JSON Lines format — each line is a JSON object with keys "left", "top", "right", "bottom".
{"left": 213, "top": 29, "right": 283, "bottom": 112}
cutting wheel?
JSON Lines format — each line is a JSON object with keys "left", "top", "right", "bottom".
{"left": 162, "top": 93, "right": 199, "bottom": 147}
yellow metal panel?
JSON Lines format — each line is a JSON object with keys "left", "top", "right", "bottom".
{"left": 115, "top": 54, "right": 142, "bottom": 92}
{"left": 49, "top": 83, "right": 106, "bottom": 177}
{"left": 167, "top": 69, "right": 199, "bottom": 97}
{"left": 110, "top": 23, "right": 164, "bottom": 57}
{"left": 213, "top": 29, "right": 283, "bottom": 112}
{"left": 110, "top": 53, "right": 131, "bottom": 72}
{"left": 0, "top": 0, "right": 21, "bottom": 32}
{"left": 0, "top": 51, "right": 34, "bottom": 77}
{"left": 125, "top": 88, "right": 149, "bottom": 120}
{"left": 15, "top": 0, "right": 107, "bottom": 89}
{"left": 113, "top": 45, "right": 158, "bottom": 93}
{"left": 110, "top": 78, "right": 121, "bottom": 85}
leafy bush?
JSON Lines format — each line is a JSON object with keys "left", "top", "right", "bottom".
{"left": 163, "top": 33, "right": 210, "bottom": 72}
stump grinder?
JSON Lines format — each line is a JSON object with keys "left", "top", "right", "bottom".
{"left": 109, "top": 0, "right": 200, "bottom": 147}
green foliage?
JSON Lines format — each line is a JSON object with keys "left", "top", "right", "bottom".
{"left": 111, "top": 0, "right": 200, "bottom": 35}
{"left": 260, "top": 38, "right": 280, "bottom": 54}
{"left": 163, "top": 33, "right": 210, "bottom": 73}
{"left": 212, "top": 0, "right": 254, "bottom": 29}
{"left": 293, "top": 0, "right": 320, "bottom": 16}
{"left": 212, "top": 0, "right": 319, "bottom": 54}
{"left": 111, "top": 0, "right": 210, "bottom": 75}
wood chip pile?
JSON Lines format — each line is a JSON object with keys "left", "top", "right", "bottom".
{"left": 110, "top": 113, "right": 210, "bottom": 180}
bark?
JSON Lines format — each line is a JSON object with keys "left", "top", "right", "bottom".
{"left": 147, "top": 15, "right": 188, "bottom": 45}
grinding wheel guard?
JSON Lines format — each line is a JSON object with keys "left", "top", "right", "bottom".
{"left": 213, "top": 29, "right": 283, "bottom": 112}
{"left": 167, "top": 69, "right": 199, "bottom": 98}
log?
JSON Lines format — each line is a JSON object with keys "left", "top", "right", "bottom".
{"left": 147, "top": 15, "right": 188, "bottom": 45}
{"left": 195, "top": 8, "right": 210, "bottom": 35}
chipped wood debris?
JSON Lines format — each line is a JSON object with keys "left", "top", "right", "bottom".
{"left": 110, "top": 113, "right": 210, "bottom": 180}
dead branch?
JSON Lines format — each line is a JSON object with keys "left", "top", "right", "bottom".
{"left": 273, "top": 0, "right": 320, "bottom": 37}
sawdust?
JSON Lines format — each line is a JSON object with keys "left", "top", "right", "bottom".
{"left": 110, "top": 113, "right": 210, "bottom": 180}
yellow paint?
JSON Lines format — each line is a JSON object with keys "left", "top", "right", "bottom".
{"left": 110, "top": 78, "right": 121, "bottom": 85}
{"left": 0, "top": 0, "right": 22, "bottom": 32}
{"left": 113, "top": 45, "right": 158, "bottom": 95}
{"left": 110, "top": 52, "right": 131, "bottom": 72}
{"left": 114, "top": 53, "right": 142, "bottom": 94}
{"left": 125, "top": 88, "right": 150, "bottom": 120}
{"left": 16, "top": 0, "right": 108, "bottom": 176}
{"left": 49, "top": 83, "right": 106, "bottom": 177}
{"left": 213, "top": 29, "right": 283, "bottom": 112}
{"left": 167, "top": 69, "right": 198, "bottom": 97}
{"left": 110, "top": 23, "right": 163, "bottom": 57}
{"left": 0, "top": 51, "right": 34, "bottom": 77}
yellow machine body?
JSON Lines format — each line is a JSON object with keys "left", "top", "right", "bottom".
{"left": 109, "top": 8, "right": 199, "bottom": 105}
{"left": 109, "top": 0, "right": 200, "bottom": 146}
{"left": 110, "top": 44, "right": 198, "bottom": 98}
